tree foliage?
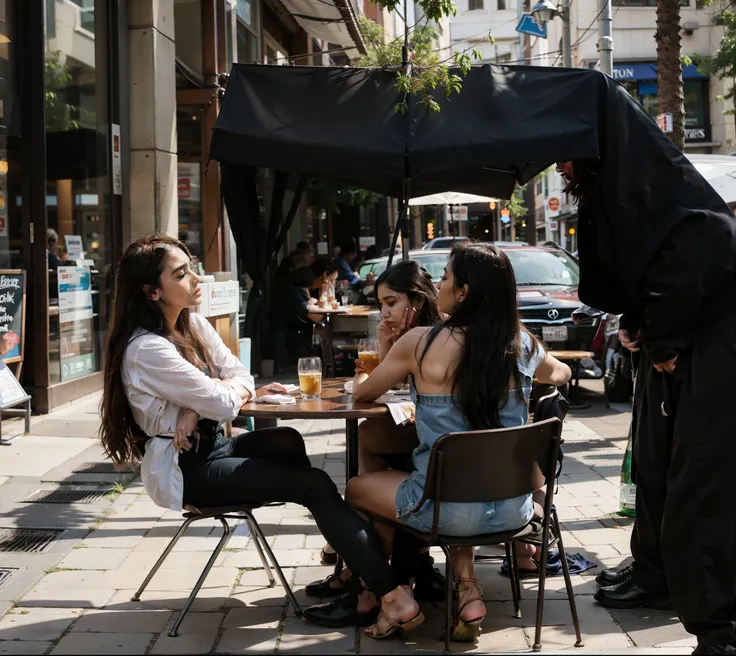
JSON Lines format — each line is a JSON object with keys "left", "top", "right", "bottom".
{"left": 358, "top": 2, "right": 493, "bottom": 113}
{"left": 307, "top": 178, "right": 380, "bottom": 214}
{"left": 693, "top": 9, "right": 736, "bottom": 116}
{"left": 506, "top": 185, "right": 527, "bottom": 219}
{"left": 45, "top": 51, "right": 93, "bottom": 132}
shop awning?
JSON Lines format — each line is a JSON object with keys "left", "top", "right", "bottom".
{"left": 279, "top": 0, "right": 366, "bottom": 54}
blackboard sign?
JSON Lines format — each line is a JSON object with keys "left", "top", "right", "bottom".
{"left": 0, "top": 270, "right": 26, "bottom": 365}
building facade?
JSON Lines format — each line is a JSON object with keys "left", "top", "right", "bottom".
{"left": 1, "top": 0, "right": 364, "bottom": 412}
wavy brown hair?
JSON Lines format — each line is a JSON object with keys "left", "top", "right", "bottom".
{"left": 99, "top": 235, "right": 214, "bottom": 464}
{"left": 374, "top": 260, "right": 440, "bottom": 327}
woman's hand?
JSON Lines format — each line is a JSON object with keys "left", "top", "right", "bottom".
{"left": 174, "top": 409, "right": 199, "bottom": 453}
{"left": 354, "top": 358, "right": 367, "bottom": 375}
{"left": 378, "top": 308, "right": 417, "bottom": 356}
{"left": 618, "top": 329, "right": 641, "bottom": 352}
{"left": 256, "top": 383, "right": 289, "bottom": 398}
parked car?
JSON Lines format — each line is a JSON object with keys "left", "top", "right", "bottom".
{"left": 357, "top": 243, "right": 604, "bottom": 377}
{"left": 421, "top": 236, "right": 469, "bottom": 250}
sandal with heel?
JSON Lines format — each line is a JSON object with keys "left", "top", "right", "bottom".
{"left": 451, "top": 577, "right": 486, "bottom": 642}
{"left": 364, "top": 609, "right": 425, "bottom": 640}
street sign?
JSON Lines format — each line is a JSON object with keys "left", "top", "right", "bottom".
{"left": 549, "top": 220, "right": 558, "bottom": 231}
{"left": 657, "top": 113, "right": 673, "bottom": 134}
{"left": 516, "top": 13, "right": 547, "bottom": 39}
{"left": 548, "top": 197, "right": 560, "bottom": 213}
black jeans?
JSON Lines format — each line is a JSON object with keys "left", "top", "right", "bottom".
{"left": 178, "top": 426, "right": 398, "bottom": 597}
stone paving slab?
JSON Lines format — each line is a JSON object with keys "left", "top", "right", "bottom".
{"left": 0, "top": 436, "right": 96, "bottom": 478}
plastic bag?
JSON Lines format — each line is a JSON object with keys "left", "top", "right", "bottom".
{"left": 140, "top": 437, "right": 184, "bottom": 511}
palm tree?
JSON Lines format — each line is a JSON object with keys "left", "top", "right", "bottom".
{"left": 656, "top": 0, "right": 685, "bottom": 151}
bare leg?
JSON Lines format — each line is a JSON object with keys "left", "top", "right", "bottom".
{"left": 453, "top": 547, "right": 486, "bottom": 622}
{"left": 515, "top": 489, "right": 546, "bottom": 572}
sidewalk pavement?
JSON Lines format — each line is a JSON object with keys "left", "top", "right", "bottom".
{"left": 0, "top": 384, "right": 696, "bottom": 655}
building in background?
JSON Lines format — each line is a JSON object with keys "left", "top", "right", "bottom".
{"left": 0, "top": 0, "right": 365, "bottom": 412}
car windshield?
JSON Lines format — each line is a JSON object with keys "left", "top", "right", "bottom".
{"left": 505, "top": 249, "right": 580, "bottom": 287}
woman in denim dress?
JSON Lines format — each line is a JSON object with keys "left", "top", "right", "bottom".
{"left": 348, "top": 241, "right": 571, "bottom": 640}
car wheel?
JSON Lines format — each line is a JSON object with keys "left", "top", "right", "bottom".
{"left": 605, "top": 350, "right": 633, "bottom": 403}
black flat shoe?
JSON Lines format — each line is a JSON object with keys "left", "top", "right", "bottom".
{"left": 303, "top": 592, "right": 380, "bottom": 628}
{"left": 692, "top": 642, "right": 736, "bottom": 655}
{"left": 304, "top": 573, "right": 346, "bottom": 598}
{"left": 595, "top": 563, "right": 633, "bottom": 587}
{"left": 414, "top": 562, "right": 447, "bottom": 602}
{"left": 594, "top": 577, "right": 674, "bottom": 610}
{"left": 320, "top": 547, "right": 338, "bottom": 566}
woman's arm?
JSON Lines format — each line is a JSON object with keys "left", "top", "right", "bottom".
{"left": 534, "top": 352, "right": 572, "bottom": 387}
{"left": 353, "top": 329, "right": 422, "bottom": 402}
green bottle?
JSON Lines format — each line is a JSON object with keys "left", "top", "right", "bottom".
{"left": 619, "top": 427, "right": 636, "bottom": 517}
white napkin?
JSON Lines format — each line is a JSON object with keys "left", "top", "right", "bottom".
{"left": 375, "top": 395, "right": 416, "bottom": 426}
{"left": 255, "top": 394, "right": 297, "bottom": 405}
{"left": 279, "top": 384, "right": 299, "bottom": 393}
{"left": 344, "top": 380, "right": 354, "bottom": 394}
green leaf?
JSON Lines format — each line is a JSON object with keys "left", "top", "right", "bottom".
{"left": 472, "top": 49, "right": 483, "bottom": 61}
{"left": 488, "top": 34, "right": 496, "bottom": 45}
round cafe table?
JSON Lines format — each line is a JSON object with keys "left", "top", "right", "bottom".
{"left": 239, "top": 378, "right": 389, "bottom": 481}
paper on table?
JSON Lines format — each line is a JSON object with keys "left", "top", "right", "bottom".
{"left": 255, "top": 394, "right": 297, "bottom": 405}
{"left": 375, "top": 395, "right": 415, "bottom": 426}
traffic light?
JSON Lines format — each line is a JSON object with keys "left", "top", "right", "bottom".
{"left": 426, "top": 222, "right": 435, "bottom": 240}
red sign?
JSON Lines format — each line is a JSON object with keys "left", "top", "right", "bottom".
{"left": 548, "top": 197, "right": 560, "bottom": 212}
{"left": 178, "top": 178, "right": 191, "bottom": 199}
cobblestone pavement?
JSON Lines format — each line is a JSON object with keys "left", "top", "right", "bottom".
{"left": 0, "top": 384, "right": 696, "bottom": 654}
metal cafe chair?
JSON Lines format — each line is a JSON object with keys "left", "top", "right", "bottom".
{"left": 131, "top": 503, "right": 302, "bottom": 637}
{"left": 374, "top": 417, "right": 583, "bottom": 652}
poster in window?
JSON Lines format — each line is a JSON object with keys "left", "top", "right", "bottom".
{"left": 58, "top": 266, "right": 96, "bottom": 382}
{"left": 0, "top": 270, "right": 26, "bottom": 364}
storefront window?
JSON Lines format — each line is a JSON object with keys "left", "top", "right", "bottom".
{"left": 236, "top": 0, "right": 259, "bottom": 63}
{"left": 45, "top": 0, "right": 112, "bottom": 385}
{"left": 0, "top": 1, "right": 23, "bottom": 271}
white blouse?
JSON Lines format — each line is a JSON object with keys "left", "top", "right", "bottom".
{"left": 121, "top": 313, "right": 255, "bottom": 511}
{"left": 122, "top": 312, "right": 255, "bottom": 437}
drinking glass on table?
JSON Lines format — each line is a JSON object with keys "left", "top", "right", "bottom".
{"left": 358, "top": 338, "right": 381, "bottom": 374}
{"left": 298, "top": 357, "right": 322, "bottom": 400}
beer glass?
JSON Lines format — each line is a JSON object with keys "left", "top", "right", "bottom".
{"left": 358, "top": 338, "right": 381, "bottom": 374}
{"left": 298, "top": 357, "right": 322, "bottom": 400}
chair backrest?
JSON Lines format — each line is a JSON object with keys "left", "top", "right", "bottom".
{"left": 420, "top": 417, "right": 563, "bottom": 509}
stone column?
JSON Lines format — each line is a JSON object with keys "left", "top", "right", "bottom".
{"left": 127, "top": 0, "right": 178, "bottom": 241}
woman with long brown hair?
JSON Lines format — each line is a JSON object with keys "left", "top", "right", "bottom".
{"left": 100, "top": 235, "right": 424, "bottom": 637}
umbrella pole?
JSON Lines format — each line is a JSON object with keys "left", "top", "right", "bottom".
{"left": 387, "top": 182, "right": 412, "bottom": 266}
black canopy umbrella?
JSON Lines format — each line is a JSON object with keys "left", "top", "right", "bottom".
{"left": 209, "top": 62, "right": 732, "bottom": 364}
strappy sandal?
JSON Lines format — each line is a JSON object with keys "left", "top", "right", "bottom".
{"left": 364, "top": 609, "right": 425, "bottom": 640}
{"left": 452, "top": 577, "right": 486, "bottom": 642}
{"left": 320, "top": 546, "right": 338, "bottom": 566}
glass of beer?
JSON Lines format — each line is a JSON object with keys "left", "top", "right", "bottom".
{"left": 358, "top": 338, "right": 381, "bottom": 374}
{"left": 298, "top": 357, "right": 322, "bottom": 400}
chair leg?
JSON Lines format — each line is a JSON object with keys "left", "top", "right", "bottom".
{"left": 169, "top": 516, "right": 232, "bottom": 638}
{"left": 245, "top": 512, "right": 303, "bottom": 617}
{"left": 131, "top": 515, "right": 198, "bottom": 602}
{"left": 505, "top": 542, "right": 521, "bottom": 618}
{"left": 440, "top": 544, "right": 454, "bottom": 653}
{"left": 553, "top": 510, "right": 584, "bottom": 648}
{"left": 244, "top": 516, "right": 275, "bottom": 587}
{"left": 532, "top": 516, "right": 553, "bottom": 651}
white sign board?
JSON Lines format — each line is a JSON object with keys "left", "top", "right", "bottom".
{"left": 178, "top": 162, "right": 201, "bottom": 201}
{"left": 0, "top": 360, "right": 27, "bottom": 407}
{"left": 111, "top": 123, "right": 122, "bottom": 196}
{"left": 548, "top": 221, "right": 558, "bottom": 231}
{"left": 58, "top": 266, "right": 93, "bottom": 322}
{"left": 64, "top": 235, "right": 84, "bottom": 260}
{"left": 198, "top": 281, "right": 240, "bottom": 317}
{"left": 317, "top": 241, "right": 329, "bottom": 255}
{"left": 657, "top": 113, "right": 673, "bottom": 134}
{"left": 359, "top": 237, "right": 376, "bottom": 251}
{"left": 449, "top": 205, "right": 468, "bottom": 221}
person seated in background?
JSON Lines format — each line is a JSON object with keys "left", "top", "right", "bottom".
{"left": 275, "top": 252, "right": 312, "bottom": 285}
{"left": 295, "top": 240, "right": 314, "bottom": 263}
{"left": 311, "top": 258, "right": 339, "bottom": 299}
{"left": 270, "top": 266, "right": 326, "bottom": 335}
{"left": 334, "top": 240, "right": 374, "bottom": 290}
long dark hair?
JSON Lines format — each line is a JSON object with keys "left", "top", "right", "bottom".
{"left": 99, "top": 235, "right": 214, "bottom": 464}
{"left": 419, "top": 241, "right": 541, "bottom": 430}
{"left": 375, "top": 260, "right": 440, "bottom": 327}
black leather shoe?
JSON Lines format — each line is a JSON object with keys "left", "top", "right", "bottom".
{"left": 304, "top": 574, "right": 346, "bottom": 599}
{"left": 692, "top": 642, "right": 736, "bottom": 655}
{"left": 414, "top": 561, "right": 446, "bottom": 602}
{"left": 594, "top": 577, "right": 674, "bottom": 610}
{"left": 595, "top": 563, "right": 633, "bottom": 587}
{"left": 303, "top": 592, "right": 380, "bottom": 628}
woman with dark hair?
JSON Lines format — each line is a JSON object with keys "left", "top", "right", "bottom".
{"left": 309, "top": 261, "right": 445, "bottom": 606}
{"left": 99, "top": 235, "right": 426, "bottom": 638}
{"left": 310, "top": 257, "right": 338, "bottom": 298}
{"left": 344, "top": 242, "right": 571, "bottom": 640}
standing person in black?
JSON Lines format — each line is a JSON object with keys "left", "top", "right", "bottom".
{"left": 558, "top": 155, "right": 736, "bottom": 655}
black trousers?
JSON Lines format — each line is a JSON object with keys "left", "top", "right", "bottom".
{"left": 178, "top": 426, "right": 398, "bottom": 597}
{"left": 631, "top": 312, "right": 736, "bottom": 646}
